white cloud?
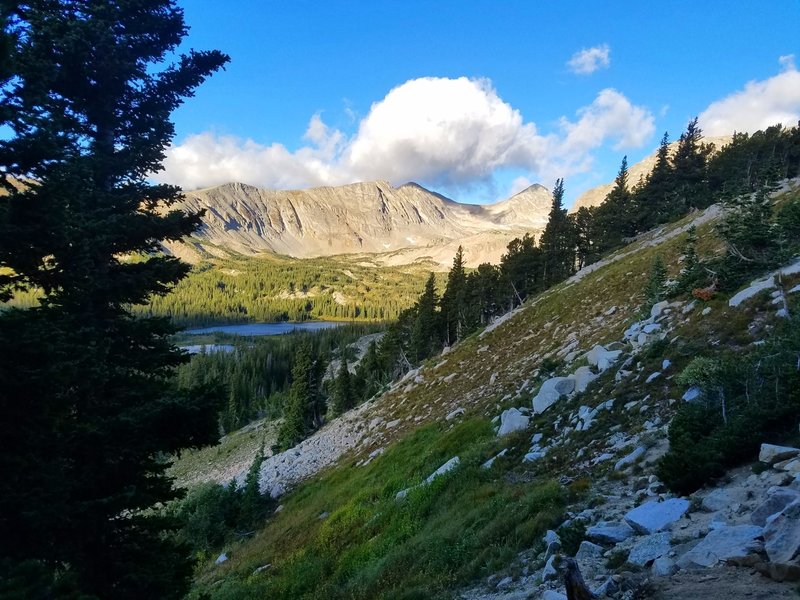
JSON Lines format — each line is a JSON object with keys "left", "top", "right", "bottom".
{"left": 567, "top": 44, "right": 611, "bottom": 75}
{"left": 155, "top": 77, "right": 654, "bottom": 196}
{"left": 698, "top": 59, "right": 800, "bottom": 136}
{"left": 547, "top": 88, "right": 655, "bottom": 181}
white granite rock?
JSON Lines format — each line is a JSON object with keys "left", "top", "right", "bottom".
{"left": 678, "top": 524, "right": 763, "bottom": 568}
{"left": 497, "top": 408, "right": 530, "bottom": 436}
{"left": 532, "top": 377, "right": 575, "bottom": 414}
{"left": 759, "top": 443, "right": 800, "bottom": 465}
{"left": 624, "top": 498, "right": 690, "bottom": 534}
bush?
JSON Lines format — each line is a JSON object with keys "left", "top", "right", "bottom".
{"left": 658, "top": 318, "right": 800, "bottom": 493}
{"left": 558, "top": 519, "right": 587, "bottom": 557}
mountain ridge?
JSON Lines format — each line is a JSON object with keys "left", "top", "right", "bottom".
{"left": 172, "top": 179, "right": 553, "bottom": 267}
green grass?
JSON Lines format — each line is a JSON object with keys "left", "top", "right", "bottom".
{"left": 189, "top": 418, "right": 565, "bottom": 600}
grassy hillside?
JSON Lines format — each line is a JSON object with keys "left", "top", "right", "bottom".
{"left": 185, "top": 186, "right": 800, "bottom": 599}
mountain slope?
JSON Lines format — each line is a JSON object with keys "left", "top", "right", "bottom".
{"left": 172, "top": 180, "right": 552, "bottom": 267}
{"left": 185, "top": 181, "right": 800, "bottom": 600}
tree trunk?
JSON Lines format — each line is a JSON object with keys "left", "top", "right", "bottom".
{"left": 563, "top": 558, "right": 596, "bottom": 600}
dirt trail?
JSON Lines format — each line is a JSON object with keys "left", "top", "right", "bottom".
{"left": 651, "top": 568, "right": 799, "bottom": 600}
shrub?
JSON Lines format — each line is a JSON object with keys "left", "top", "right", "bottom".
{"left": 659, "top": 317, "right": 800, "bottom": 493}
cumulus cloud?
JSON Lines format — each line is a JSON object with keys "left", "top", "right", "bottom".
{"left": 567, "top": 44, "right": 611, "bottom": 75}
{"left": 155, "top": 76, "right": 654, "bottom": 195}
{"left": 698, "top": 59, "right": 800, "bottom": 136}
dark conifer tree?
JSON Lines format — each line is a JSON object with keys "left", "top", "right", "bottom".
{"left": 570, "top": 206, "right": 599, "bottom": 269}
{"left": 539, "top": 178, "right": 576, "bottom": 286}
{"left": 441, "top": 245, "right": 468, "bottom": 344}
{"left": 466, "top": 263, "right": 502, "bottom": 326}
{"left": 593, "top": 156, "right": 635, "bottom": 252}
{"left": 636, "top": 131, "right": 677, "bottom": 229}
{"left": 0, "top": 3, "right": 227, "bottom": 598}
{"left": 277, "top": 341, "right": 321, "bottom": 450}
{"left": 330, "top": 355, "right": 354, "bottom": 416}
{"left": 500, "top": 233, "right": 541, "bottom": 305}
{"left": 410, "top": 272, "right": 440, "bottom": 363}
{"left": 672, "top": 117, "right": 711, "bottom": 210}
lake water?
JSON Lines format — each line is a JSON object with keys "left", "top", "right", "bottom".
{"left": 183, "top": 321, "right": 343, "bottom": 337}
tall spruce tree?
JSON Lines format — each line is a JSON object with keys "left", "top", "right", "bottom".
{"left": 672, "top": 117, "right": 711, "bottom": 210}
{"left": 0, "top": 3, "right": 228, "bottom": 598}
{"left": 410, "top": 272, "right": 440, "bottom": 363}
{"left": 441, "top": 245, "right": 467, "bottom": 345}
{"left": 636, "top": 131, "right": 677, "bottom": 229}
{"left": 277, "top": 340, "right": 324, "bottom": 450}
{"left": 539, "top": 178, "right": 576, "bottom": 287}
{"left": 500, "top": 233, "right": 541, "bottom": 305}
{"left": 330, "top": 355, "right": 354, "bottom": 416}
{"left": 594, "top": 156, "right": 635, "bottom": 252}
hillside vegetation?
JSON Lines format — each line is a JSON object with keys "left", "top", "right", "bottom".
{"left": 184, "top": 177, "right": 800, "bottom": 599}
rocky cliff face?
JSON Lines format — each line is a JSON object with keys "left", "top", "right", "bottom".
{"left": 174, "top": 181, "right": 552, "bottom": 267}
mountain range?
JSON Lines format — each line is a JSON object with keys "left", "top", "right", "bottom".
{"left": 170, "top": 136, "right": 732, "bottom": 268}
{"left": 171, "top": 180, "right": 553, "bottom": 267}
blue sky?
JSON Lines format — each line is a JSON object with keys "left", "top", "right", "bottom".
{"left": 157, "top": 0, "right": 800, "bottom": 206}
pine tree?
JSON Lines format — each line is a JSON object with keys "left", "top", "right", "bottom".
{"left": 410, "top": 272, "right": 440, "bottom": 363}
{"left": 500, "top": 233, "right": 542, "bottom": 305}
{"left": 539, "top": 178, "right": 576, "bottom": 286}
{"left": 330, "top": 355, "right": 354, "bottom": 416}
{"left": 717, "top": 184, "right": 777, "bottom": 271}
{"left": 644, "top": 254, "right": 668, "bottom": 313}
{"left": 673, "top": 117, "right": 711, "bottom": 210}
{"left": 237, "top": 443, "right": 270, "bottom": 530}
{"left": 636, "top": 131, "right": 677, "bottom": 229}
{"left": 441, "top": 245, "right": 468, "bottom": 345}
{"left": 675, "top": 225, "right": 704, "bottom": 293}
{"left": 570, "top": 206, "right": 598, "bottom": 269}
{"left": 277, "top": 341, "right": 316, "bottom": 450}
{"left": 594, "top": 156, "right": 636, "bottom": 253}
{"left": 0, "top": 3, "right": 227, "bottom": 598}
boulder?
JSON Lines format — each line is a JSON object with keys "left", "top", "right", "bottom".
{"left": 396, "top": 456, "right": 460, "bottom": 500}
{"left": 774, "top": 458, "right": 800, "bottom": 475}
{"left": 425, "top": 456, "right": 460, "bottom": 484}
{"left": 614, "top": 445, "right": 646, "bottom": 471}
{"left": 586, "top": 521, "right": 636, "bottom": 544}
{"left": 572, "top": 366, "right": 598, "bottom": 393}
{"left": 628, "top": 532, "right": 671, "bottom": 566}
{"left": 575, "top": 540, "right": 604, "bottom": 561}
{"left": 764, "top": 499, "right": 800, "bottom": 564}
{"left": 642, "top": 323, "right": 662, "bottom": 334}
{"left": 624, "top": 498, "right": 691, "bottom": 534}
{"left": 445, "top": 407, "right": 465, "bottom": 421}
{"left": 652, "top": 557, "right": 678, "bottom": 577}
{"left": 682, "top": 386, "right": 702, "bottom": 402}
{"left": 678, "top": 524, "right": 763, "bottom": 568}
{"left": 586, "top": 344, "right": 622, "bottom": 371}
{"left": 701, "top": 489, "right": 732, "bottom": 513}
{"left": 729, "top": 275, "right": 776, "bottom": 307}
{"left": 752, "top": 488, "right": 800, "bottom": 526}
{"left": 760, "top": 443, "right": 800, "bottom": 465}
{"left": 533, "top": 377, "right": 575, "bottom": 414}
{"left": 481, "top": 449, "right": 508, "bottom": 470}
{"left": 542, "top": 591, "right": 567, "bottom": 600}
{"left": 542, "top": 554, "right": 559, "bottom": 581}
{"left": 497, "top": 408, "right": 529, "bottom": 436}
{"left": 645, "top": 371, "right": 661, "bottom": 383}
{"left": 651, "top": 300, "right": 670, "bottom": 319}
